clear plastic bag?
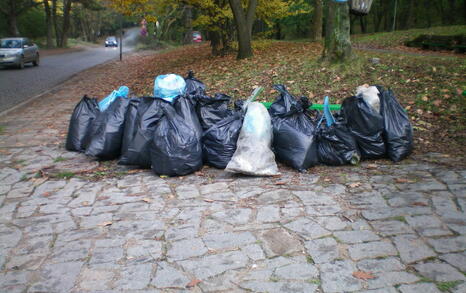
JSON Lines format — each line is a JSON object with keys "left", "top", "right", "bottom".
{"left": 98, "top": 86, "right": 129, "bottom": 111}
{"left": 153, "top": 74, "right": 186, "bottom": 102}
{"left": 226, "top": 102, "right": 279, "bottom": 176}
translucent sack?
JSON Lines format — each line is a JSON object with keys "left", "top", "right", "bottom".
{"left": 99, "top": 86, "right": 129, "bottom": 111}
{"left": 226, "top": 102, "right": 279, "bottom": 176}
{"left": 153, "top": 74, "right": 186, "bottom": 102}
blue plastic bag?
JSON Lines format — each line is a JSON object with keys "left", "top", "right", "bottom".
{"left": 98, "top": 86, "right": 129, "bottom": 111}
{"left": 154, "top": 74, "right": 186, "bottom": 102}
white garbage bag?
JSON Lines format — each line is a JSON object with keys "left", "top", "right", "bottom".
{"left": 226, "top": 102, "right": 279, "bottom": 176}
{"left": 356, "top": 85, "right": 380, "bottom": 113}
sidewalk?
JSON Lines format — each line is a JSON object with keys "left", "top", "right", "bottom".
{"left": 0, "top": 56, "right": 465, "bottom": 293}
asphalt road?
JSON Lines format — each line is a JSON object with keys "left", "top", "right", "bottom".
{"left": 0, "top": 28, "right": 139, "bottom": 113}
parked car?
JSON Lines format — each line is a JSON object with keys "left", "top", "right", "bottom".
{"left": 0, "top": 37, "right": 39, "bottom": 69}
{"left": 192, "top": 31, "right": 202, "bottom": 43}
{"left": 105, "top": 36, "right": 118, "bottom": 47}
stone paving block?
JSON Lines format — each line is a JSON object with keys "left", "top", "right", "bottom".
{"left": 175, "top": 184, "right": 199, "bottom": 199}
{"left": 29, "top": 262, "right": 82, "bottom": 292}
{"left": 239, "top": 281, "right": 318, "bottom": 293}
{"left": 398, "top": 283, "right": 441, "bottom": 293}
{"left": 371, "top": 220, "right": 415, "bottom": 236}
{"left": 320, "top": 260, "right": 362, "bottom": 293}
{"left": 241, "top": 244, "right": 266, "bottom": 261}
{"left": 152, "top": 261, "right": 190, "bottom": 289}
{"left": 305, "top": 237, "right": 340, "bottom": 264}
{"left": 452, "top": 282, "right": 466, "bottom": 293}
{"left": 115, "top": 263, "right": 152, "bottom": 290}
{"left": 127, "top": 239, "right": 163, "bottom": 261}
{"left": 427, "top": 236, "right": 466, "bottom": 253}
{"left": 406, "top": 215, "right": 443, "bottom": 229}
{"left": 256, "top": 189, "right": 294, "bottom": 204}
{"left": 79, "top": 213, "right": 112, "bottom": 229}
{"left": 211, "top": 208, "right": 252, "bottom": 225}
{"left": 90, "top": 247, "right": 124, "bottom": 264}
{"left": 5, "top": 253, "right": 45, "bottom": 270}
{"left": 0, "top": 224, "right": 22, "bottom": 250}
{"left": 165, "top": 224, "right": 198, "bottom": 241}
{"left": 348, "top": 241, "right": 398, "bottom": 261}
{"left": 305, "top": 205, "right": 343, "bottom": 216}
{"left": 314, "top": 216, "right": 348, "bottom": 231}
{"left": 358, "top": 288, "right": 398, "bottom": 293}
{"left": 367, "top": 271, "right": 420, "bottom": 289}
{"left": 0, "top": 271, "right": 30, "bottom": 287}
{"left": 179, "top": 251, "right": 248, "bottom": 279}
{"left": 414, "top": 262, "right": 466, "bottom": 282}
{"left": 284, "top": 218, "right": 331, "bottom": 240}
{"left": 393, "top": 234, "right": 437, "bottom": 264}
{"left": 260, "top": 228, "right": 303, "bottom": 257}
{"left": 79, "top": 268, "right": 115, "bottom": 291}
{"left": 257, "top": 205, "right": 280, "bottom": 222}
{"left": 439, "top": 252, "right": 466, "bottom": 271}
{"left": 357, "top": 257, "right": 405, "bottom": 273}
{"left": 334, "top": 230, "right": 380, "bottom": 244}
{"left": 293, "top": 190, "right": 337, "bottom": 206}
{"left": 203, "top": 231, "right": 256, "bottom": 250}
{"left": 167, "top": 238, "right": 207, "bottom": 261}
{"left": 7, "top": 181, "right": 34, "bottom": 198}
{"left": 198, "top": 271, "right": 238, "bottom": 292}
{"left": 432, "top": 192, "right": 459, "bottom": 213}
{"left": 388, "top": 192, "right": 429, "bottom": 207}
{"left": 273, "top": 263, "right": 319, "bottom": 280}
{"left": 418, "top": 227, "right": 454, "bottom": 237}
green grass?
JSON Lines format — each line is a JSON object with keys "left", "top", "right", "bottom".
{"left": 353, "top": 25, "right": 466, "bottom": 47}
{"left": 0, "top": 125, "right": 4, "bottom": 135}
{"left": 390, "top": 216, "right": 407, "bottom": 223}
{"left": 436, "top": 280, "right": 462, "bottom": 292}
{"left": 53, "top": 156, "right": 67, "bottom": 163}
{"left": 54, "top": 172, "right": 75, "bottom": 179}
{"left": 307, "top": 279, "right": 321, "bottom": 285}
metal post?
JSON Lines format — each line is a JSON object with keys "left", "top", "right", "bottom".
{"left": 119, "top": 14, "right": 123, "bottom": 61}
{"left": 392, "top": 0, "right": 397, "bottom": 32}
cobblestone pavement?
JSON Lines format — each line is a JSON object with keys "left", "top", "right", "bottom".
{"left": 0, "top": 62, "right": 465, "bottom": 293}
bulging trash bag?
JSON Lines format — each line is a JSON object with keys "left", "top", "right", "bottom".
{"left": 341, "top": 95, "right": 386, "bottom": 159}
{"left": 154, "top": 74, "right": 186, "bottom": 102}
{"left": 269, "top": 85, "right": 318, "bottom": 171}
{"left": 185, "top": 71, "right": 206, "bottom": 96}
{"left": 66, "top": 95, "right": 99, "bottom": 152}
{"left": 85, "top": 97, "right": 130, "bottom": 160}
{"left": 317, "top": 116, "right": 361, "bottom": 166}
{"left": 120, "top": 98, "right": 140, "bottom": 158}
{"left": 119, "top": 97, "right": 165, "bottom": 167}
{"left": 196, "top": 94, "right": 233, "bottom": 130}
{"left": 378, "top": 86, "right": 413, "bottom": 162}
{"left": 150, "top": 103, "right": 202, "bottom": 176}
{"left": 356, "top": 85, "right": 380, "bottom": 113}
{"left": 202, "top": 111, "right": 244, "bottom": 169}
{"left": 99, "top": 86, "right": 130, "bottom": 111}
{"left": 226, "top": 102, "right": 279, "bottom": 176}
{"left": 175, "top": 95, "right": 203, "bottom": 139}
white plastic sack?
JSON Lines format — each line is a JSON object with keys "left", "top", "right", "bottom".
{"left": 154, "top": 74, "right": 186, "bottom": 102}
{"left": 356, "top": 85, "right": 380, "bottom": 113}
{"left": 226, "top": 102, "right": 279, "bottom": 176}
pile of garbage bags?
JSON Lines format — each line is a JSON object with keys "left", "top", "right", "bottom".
{"left": 66, "top": 72, "right": 413, "bottom": 177}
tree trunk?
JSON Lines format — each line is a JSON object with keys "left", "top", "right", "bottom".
{"left": 52, "top": 0, "right": 61, "bottom": 47}
{"left": 311, "top": 0, "right": 323, "bottom": 41}
{"left": 43, "top": 0, "right": 53, "bottom": 48}
{"left": 359, "top": 15, "right": 366, "bottom": 33}
{"left": 183, "top": 5, "right": 193, "bottom": 44}
{"left": 209, "top": 31, "right": 222, "bottom": 56}
{"left": 60, "top": 0, "right": 73, "bottom": 47}
{"left": 229, "top": 0, "right": 257, "bottom": 59}
{"left": 7, "top": 13, "right": 20, "bottom": 36}
{"left": 448, "top": 0, "right": 456, "bottom": 24}
{"left": 322, "top": 0, "right": 352, "bottom": 63}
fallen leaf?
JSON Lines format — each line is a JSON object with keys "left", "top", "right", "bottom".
{"left": 412, "top": 202, "right": 428, "bottom": 206}
{"left": 98, "top": 221, "right": 112, "bottom": 226}
{"left": 81, "top": 201, "right": 90, "bottom": 206}
{"left": 352, "top": 271, "right": 376, "bottom": 280}
{"left": 186, "top": 279, "right": 202, "bottom": 288}
{"left": 348, "top": 182, "right": 361, "bottom": 188}
{"left": 142, "top": 197, "right": 152, "bottom": 203}
{"left": 275, "top": 182, "right": 287, "bottom": 186}
{"left": 367, "top": 164, "right": 378, "bottom": 169}
{"left": 433, "top": 100, "right": 442, "bottom": 107}
{"left": 204, "top": 199, "right": 214, "bottom": 203}
{"left": 395, "top": 178, "right": 414, "bottom": 183}
{"left": 42, "top": 192, "right": 51, "bottom": 197}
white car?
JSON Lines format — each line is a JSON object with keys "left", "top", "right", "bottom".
{"left": 0, "top": 37, "right": 39, "bottom": 69}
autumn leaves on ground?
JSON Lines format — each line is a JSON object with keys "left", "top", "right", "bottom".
{"left": 84, "top": 38, "right": 465, "bottom": 162}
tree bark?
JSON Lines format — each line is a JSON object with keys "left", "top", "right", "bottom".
{"left": 359, "top": 15, "right": 366, "bottom": 33}
{"left": 60, "top": 0, "right": 73, "bottom": 47}
{"left": 43, "top": 0, "right": 53, "bottom": 48}
{"left": 229, "top": 0, "right": 257, "bottom": 59}
{"left": 52, "top": 0, "right": 61, "bottom": 46}
{"left": 322, "top": 0, "right": 352, "bottom": 63}
{"left": 311, "top": 0, "right": 323, "bottom": 41}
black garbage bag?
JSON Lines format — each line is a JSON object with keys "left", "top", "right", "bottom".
{"left": 119, "top": 97, "right": 165, "bottom": 167}
{"left": 196, "top": 94, "right": 232, "bottom": 130}
{"left": 175, "top": 95, "right": 203, "bottom": 139}
{"left": 85, "top": 97, "right": 130, "bottom": 160}
{"left": 202, "top": 111, "right": 244, "bottom": 169}
{"left": 66, "top": 95, "right": 99, "bottom": 152}
{"left": 378, "top": 86, "right": 413, "bottom": 162}
{"left": 341, "top": 95, "right": 386, "bottom": 159}
{"left": 185, "top": 70, "right": 206, "bottom": 96}
{"left": 269, "top": 85, "right": 318, "bottom": 171}
{"left": 150, "top": 103, "right": 203, "bottom": 176}
{"left": 120, "top": 98, "right": 141, "bottom": 157}
{"left": 317, "top": 116, "right": 361, "bottom": 166}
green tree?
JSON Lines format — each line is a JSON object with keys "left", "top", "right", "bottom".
{"left": 0, "top": 0, "right": 40, "bottom": 36}
{"left": 322, "top": 0, "right": 352, "bottom": 62}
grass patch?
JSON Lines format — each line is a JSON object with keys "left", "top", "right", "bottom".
{"left": 307, "top": 279, "right": 321, "bottom": 285}
{"left": 0, "top": 125, "right": 4, "bottom": 135}
{"left": 306, "top": 255, "right": 314, "bottom": 264}
{"left": 418, "top": 276, "right": 435, "bottom": 283}
{"left": 54, "top": 171, "right": 75, "bottom": 179}
{"left": 269, "top": 276, "right": 280, "bottom": 282}
{"left": 53, "top": 156, "right": 67, "bottom": 163}
{"left": 390, "top": 216, "right": 407, "bottom": 223}
{"left": 436, "top": 280, "right": 462, "bottom": 292}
